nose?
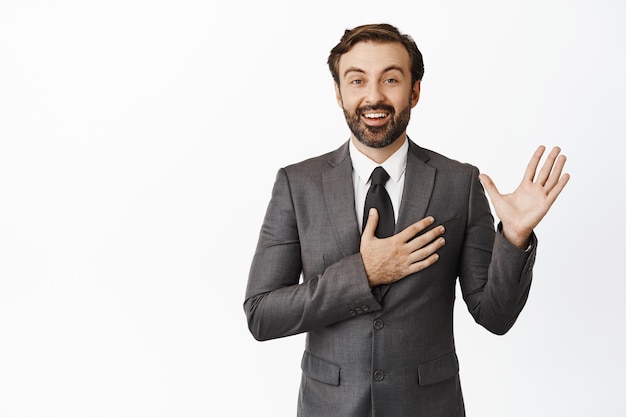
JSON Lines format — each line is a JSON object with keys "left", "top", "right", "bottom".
{"left": 365, "top": 82, "right": 385, "bottom": 104}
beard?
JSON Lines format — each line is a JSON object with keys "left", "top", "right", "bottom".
{"left": 343, "top": 101, "right": 411, "bottom": 149}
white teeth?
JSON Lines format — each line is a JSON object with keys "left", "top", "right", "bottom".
{"left": 364, "top": 113, "right": 387, "bottom": 119}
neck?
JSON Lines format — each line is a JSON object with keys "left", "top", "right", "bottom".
{"left": 351, "top": 134, "right": 407, "bottom": 164}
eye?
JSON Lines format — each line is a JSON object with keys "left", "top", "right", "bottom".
{"left": 350, "top": 79, "right": 363, "bottom": 85}
{"left": 384, "top": 78, "right": 398, "bottom": 84}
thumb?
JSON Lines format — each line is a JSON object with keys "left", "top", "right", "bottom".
{"left": 363, "top": 208, "right": 379, "bottom": 237}
{"left": 479, "top": 173, "right": 500, "bottom": 200}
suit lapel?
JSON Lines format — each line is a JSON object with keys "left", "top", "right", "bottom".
{"left": 323, "top": 143, "right": 361, "bottom": 257}
{"left": 379, "top": 140, "right": 436, "bottom": 301}
{"left": 396, "top": 141, "right": 436, "bottom": 231}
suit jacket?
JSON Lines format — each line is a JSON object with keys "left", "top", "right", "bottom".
{"left": 244, "top": 139, "right": 536, "bottom": 417}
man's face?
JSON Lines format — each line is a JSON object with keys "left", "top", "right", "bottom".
{"left": 334, "top": 41, "right": 420, "bottom": 148}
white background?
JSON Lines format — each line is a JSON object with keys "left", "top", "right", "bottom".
{"left": 1, "top": 0, "right": 624, "bottom": 416}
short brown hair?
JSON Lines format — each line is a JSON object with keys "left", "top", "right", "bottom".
{"left": 328, "top": 23, "right": 424, "bottom": 86}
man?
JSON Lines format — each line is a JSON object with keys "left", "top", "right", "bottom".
{"left": 244, "top": 23, "right": 569, "bottom": 417}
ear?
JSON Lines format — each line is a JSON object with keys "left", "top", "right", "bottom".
{"left": 334, "top": 82, "right": 344, "bottom": 108}
{"left": 410, "top": 80, "right": 421, "bottom": 108}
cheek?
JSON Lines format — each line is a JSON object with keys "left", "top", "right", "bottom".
{"left": 341, "top": 96, "right": 361, "bottom": 113}
{"left": 337, "top": 87, "right": 361, "bottom": 109}
{"left": 389, "top": 89, "right": 413, "bottom": 107}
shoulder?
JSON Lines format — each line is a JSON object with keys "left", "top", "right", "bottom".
{"left": 410, "top": 141, "right": 478, "bottom": 175}
{"left": 282, "top": 141, "right": 350, "bottom": 178}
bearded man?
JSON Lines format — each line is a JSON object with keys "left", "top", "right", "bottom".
{"left": 244, "top": 23, "right": 569, "bottom": 417}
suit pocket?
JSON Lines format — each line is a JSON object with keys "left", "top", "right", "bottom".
{"left": 417, "top": 351, "right": 459, "bottom": 386}
{"left": 410, "top": 214, "right": 462, "bottom": 241}
{"left": 431, "top": 214, "right": 462, "bottom": 232}
{"left": 301, "top": 351, "right": 340, "bottom": 386}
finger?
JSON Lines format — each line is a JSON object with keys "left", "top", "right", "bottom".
{"left": 406, "top": 252, "right": 440, "bottom": 275}
{"left": 408, "top": 235, "right": 446, "bottom": 264}
{"left": 405, "top": 224, "right": 445, "bottom": 253}
{"left": 543, "top": 153, "right": 567, "bottom": 191}
{"left": 535, "top": 146, "right": 562, "bottom": 186}
{"left": 396, "top": 216, "right": 435, "bottom": 242}
{"left": 362, "top": 208, "right": 379, "bottom": 238}
{"left": 546, "top": 172, "right": 571, "bottom": 206}
{"left": 523, "top": 145, "right": 546, "bottom": 183}
{"left": 478, "top": 173, "right": 500, "bottom": 201}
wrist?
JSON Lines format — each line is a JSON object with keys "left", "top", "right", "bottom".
{"left": 500, "top": 224, "right": 531, "bottom": 250}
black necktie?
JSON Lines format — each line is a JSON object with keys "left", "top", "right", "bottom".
{"left": 363, "top": 167, "right": 395, "bottom": 238}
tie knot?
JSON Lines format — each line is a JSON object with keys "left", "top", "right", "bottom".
{"left": 370, "top": 166, "right": 390, "bottom": 186}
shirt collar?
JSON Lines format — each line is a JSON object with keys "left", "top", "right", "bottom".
{"left": 349, "top": 137, "right": 408, "bottom": 184}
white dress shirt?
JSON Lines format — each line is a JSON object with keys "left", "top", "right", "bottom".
{"left": 349, "top": 138, "right": 408, "bottom": 232}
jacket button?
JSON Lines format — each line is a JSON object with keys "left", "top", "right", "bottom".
{"left": 361, "top": 305, "right": 369, "bottom": 312}
{"left": 373, "top": 370, "right": 385, "bottom": 381}
{"left": 373, "top": 319, "right": 384, "bottom": 330}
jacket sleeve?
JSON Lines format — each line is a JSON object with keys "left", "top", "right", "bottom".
{"left": 243, "top": 168, "right": 381, "bottom": 341}
{"left": 458, "top": 166, "right": 537, "bottom": 335}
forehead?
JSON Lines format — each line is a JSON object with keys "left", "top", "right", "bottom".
{"left": 338, "top": 41, "right": 411, "bottom": 77}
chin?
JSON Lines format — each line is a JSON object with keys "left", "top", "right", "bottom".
{"left": 356, "top": 134, "right": 399, "bottom": 149}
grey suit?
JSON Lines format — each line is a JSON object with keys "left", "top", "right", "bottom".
{"left": 245, "top": 139, "right": 536, "bottom": 417}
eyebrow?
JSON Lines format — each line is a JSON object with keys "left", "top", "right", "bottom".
{"left": 343, "top": 65, "right": 406, "bottom": 78}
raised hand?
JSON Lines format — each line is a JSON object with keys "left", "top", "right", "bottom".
{"left": 360, "top": 209, "right": 446, "bottom": 286}
{"left": 479, "top": 146, "right": 570, "bottom": 249}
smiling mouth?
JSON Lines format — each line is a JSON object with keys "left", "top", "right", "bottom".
{"left": 363, "top": 112, "right": 389, "bottom": 120}
{"left": 360, "top": 111, "right": 390, "bottom": 127}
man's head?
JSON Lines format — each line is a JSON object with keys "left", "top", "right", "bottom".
{"left": 328, "top": 24, "right": 424, "bottom": 152}
{"left": 328, "top": 23, "right": 424, "bottom": 87}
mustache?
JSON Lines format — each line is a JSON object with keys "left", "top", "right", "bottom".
{"left": 357, "top": 104, "right": 395, "bottom": 116}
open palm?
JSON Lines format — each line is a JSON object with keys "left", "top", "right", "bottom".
{"left": 479, "top": 146, "right": 570, "bottom": 249}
